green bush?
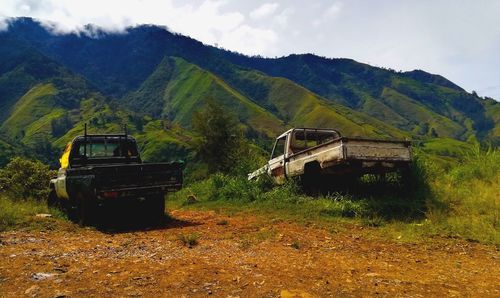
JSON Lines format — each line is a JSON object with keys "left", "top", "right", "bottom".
{"left": 0, "top": 157, "right": 56, "bottom": 200}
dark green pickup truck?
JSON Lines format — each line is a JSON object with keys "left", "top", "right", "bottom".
{"left": 48, "top": 129, "right": 183, "bottom": 226}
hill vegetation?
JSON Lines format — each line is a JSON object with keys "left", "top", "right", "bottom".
{"left": 2, "top": 18, "right": 497, "bottom": 145}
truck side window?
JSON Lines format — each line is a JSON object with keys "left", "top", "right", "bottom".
{"left": 271, "top": 137, "right": 286, "bottom": 159}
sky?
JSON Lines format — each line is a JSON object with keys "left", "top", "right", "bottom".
{"left": 1, "top": 0, "right": 499, "bottom": 100}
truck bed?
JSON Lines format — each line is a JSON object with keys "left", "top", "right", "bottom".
{"left": 66, "top": 161, "right": 183, "bottom": 196}
{"left": 287, "top": 137, "right": 411, "bottom": 176}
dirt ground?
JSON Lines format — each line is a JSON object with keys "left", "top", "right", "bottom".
{"left": 0, "top": 210, "right": 498, "bottom": 297}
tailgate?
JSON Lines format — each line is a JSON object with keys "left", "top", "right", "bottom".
{"left": 91, "top": 162, "right": 183, "bottom": 192}
{"left": 343, "top": 138, "right": 411, "bottom": 162}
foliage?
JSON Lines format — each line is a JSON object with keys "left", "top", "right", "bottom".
{"left": 192, "top": 99, "right": 245, "bottom": 173}
{"left": 0, "top": 157, "right": 56, "bottom": 200}
{"left": 178, "top": 233, "right": 199, "bottom": 247}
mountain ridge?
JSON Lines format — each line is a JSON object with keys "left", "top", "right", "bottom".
{"left": 0, "top": 17, "right": 498, "bottom": 167}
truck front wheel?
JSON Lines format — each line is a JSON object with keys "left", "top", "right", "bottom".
{"left": 47, "top": 188, "right": 59, "bottom": 209}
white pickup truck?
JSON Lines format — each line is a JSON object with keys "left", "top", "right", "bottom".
{"left": 249, "top": 128, "right": 412, "bottom": 186}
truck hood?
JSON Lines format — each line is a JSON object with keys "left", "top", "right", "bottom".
{"left": 248, "top": 165, "right": 268, "bottom": 181}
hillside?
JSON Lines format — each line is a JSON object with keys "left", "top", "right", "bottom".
{"left": 124, "top": 57, "right": 285, "bottom": 138}
{"left": 3, "top": 18, "right": 497, "bottom": 144}
{"left": 0, "top": 36, "right": 192, "bottom": 165}
{"left": 220, "top": 54, "right": 497, "bottom": 142}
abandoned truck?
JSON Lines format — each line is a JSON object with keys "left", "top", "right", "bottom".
{"left": 249, "top": 128, "right": 412, "bottom": 187}
{"left": 48, "top": 127, "right": 183, "bottom": 225}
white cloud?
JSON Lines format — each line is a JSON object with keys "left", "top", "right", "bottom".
{"left": 325, "top": 1, "right": 342, "bottom": 17}
{"left": 219, "top": 24, "right": 278, "bottom": 55}
{"left": 313, "top": 1, "right": 342, "bottom": 27}
{"left": 249, "top": 3, "right": 279, "bottom": 19}
{"left": 0, "top": 0, "right": 278, "bottom": 55}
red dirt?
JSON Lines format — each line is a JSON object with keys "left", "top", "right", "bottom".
{"left": 0, "top": 210, "right": 498, "bottom": 297}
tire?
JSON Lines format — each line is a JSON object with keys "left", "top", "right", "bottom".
{"left": 47, "top": 188, "right": 59, "bottom": 209}
{"left": 78, "top": 197, "right": 96, "bottom": 226}
{"left": 301, "top": 162, "right": 321, "bottom": 195}
{"left": 146, "top": 195, "right": 165, "bottom": 224}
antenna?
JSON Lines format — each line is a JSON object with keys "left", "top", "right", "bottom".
{"left": 83, "top": 123, "right": 87, "bottom": 159}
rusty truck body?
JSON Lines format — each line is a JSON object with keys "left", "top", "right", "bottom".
{"left": 248, "top": 128, "right": 412, "bottom": 186}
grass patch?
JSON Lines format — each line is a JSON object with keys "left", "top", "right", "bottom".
{"left": 238, "top": 228, "right": 277, "bottom": 249}
{"left": 178, "top": 233, "right": 199, "bottom": 248}
{"left": 216, "top": 219, "right": 228, "bottom": 226}
{"left": 427, "top": 146, "right": 499, "bottom": 244}
{"left": 0, "top": 196, "right": 65, "bottom": 231}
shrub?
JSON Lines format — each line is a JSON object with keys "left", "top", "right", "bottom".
{"left": 178, "top": 233, "right": 199, "bottom": 248}
{"left": 0, "top": 157, "right": 56, "bottom": 200}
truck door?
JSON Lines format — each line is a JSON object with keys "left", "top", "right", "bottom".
{"left": 268, "top": 136, "right": 287, "bottom": 184}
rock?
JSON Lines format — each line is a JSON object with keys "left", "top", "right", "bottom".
{"left": 31, "top": 272, "right": 57, "bottom": 280}
{"left": 186, "top": 195, "right": 197, "bottom": 205}
{"left": 36, "top": 213, "right": 52, "bottom": 218}
{"left": 280, "top": 289, "right": 316, "bottom": 298}
{"left": 54, "top": 291, "right": 69, "bottom": 298}
{"left": 24, "top": 285, "right": 40, "bottom": 296}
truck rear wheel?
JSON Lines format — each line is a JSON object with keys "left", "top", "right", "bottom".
{"left": 302, "top": 162, "right": 322, "bottom": 195}
{"left": 147, "top": 195, "right": 165, "bottom": 223}
{"left": 78, "top": 198, "right": 97, "bottom": 226}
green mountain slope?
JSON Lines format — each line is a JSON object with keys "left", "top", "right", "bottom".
{"left": 125, "top": 56, "right": 409, "bottom": 139}
{"left": 222, "top": 54, "right": 498, "bottom": 142}
{"left": 0, "top": 46, "right": 191, "bottom": 165}
{"left": 124, "top": 57, "right": 286, "bottom": 137}
{"left": 5, "top": 19, "right": 497, "bottom": 143}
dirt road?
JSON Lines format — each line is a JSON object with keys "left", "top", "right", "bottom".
{"left": 0, "top": 210, "right": 498, "bottom": 297}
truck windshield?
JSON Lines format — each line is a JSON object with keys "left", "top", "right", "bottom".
{"left": 77, "top": 141, "right": 138, "bottom": 158}
{"left": 271, "top": 137, "right": 286, "bottom": 159}
{"left": 290, "top": 129, "right": 340, "bottom": 154}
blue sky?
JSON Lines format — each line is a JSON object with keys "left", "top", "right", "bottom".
{"left": 1, "top": 0, "right": 499, "bottom": 100}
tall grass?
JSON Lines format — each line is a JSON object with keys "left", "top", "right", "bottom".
{"left": 0, "top": 196, "right": 65, "bottom": 231}
{"left": 172, "top": 147, "right": 499, "bottom": 244}
{"left": 428, "top": 146, "right": 499, "bottom": 243}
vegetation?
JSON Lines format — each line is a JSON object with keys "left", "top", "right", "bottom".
{"left": 192, "top": 100, "right": 245, "bottom": 173}
{"left": 427, "top": 146, "right": 499, "bottom": 243}
{"left": 171, "top": 147, "right": 499, "bottom": 244}
{"left": 178, "top": 233, "right": 199, "bottom": 248}
{"left": 0, "top": 157, "right": 62, "bottom": 231}
{"left": 0, "top": 196, "right": 64, "bottom": 231}
{"left": 0, "top": 157, "right": 56, "bottom": 200}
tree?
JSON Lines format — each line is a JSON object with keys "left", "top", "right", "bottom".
{"left": 192, "top": 99, "right": 243, "bottom": 173}
{"left": 0, "top": 157, "right": 56, "bottom": 200}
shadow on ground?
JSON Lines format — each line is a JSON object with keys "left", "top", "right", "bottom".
{"left": 97, "top": 213, "right": 201, "bottom": 234}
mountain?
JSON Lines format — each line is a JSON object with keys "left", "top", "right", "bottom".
{"left": 4, "top": 18, "right": 497, "bottom": 144}
{"left": 0, "top": 17, "right": 498, "bottom": 167}
{"left": 0, "top": 33, "right": 191, "bottom": 165}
